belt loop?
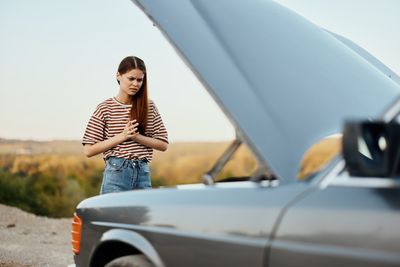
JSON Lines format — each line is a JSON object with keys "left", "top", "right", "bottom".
{"left": 122, "top": 158, "right": 128, "bottom": 168}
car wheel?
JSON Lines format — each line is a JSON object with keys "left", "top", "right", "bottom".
{"left": 105, "top": 255, "right": 155, "bottom": 267}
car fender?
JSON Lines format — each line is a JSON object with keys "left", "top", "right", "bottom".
{"left": 95, "top": 228, "right": 165, "bottom": 267}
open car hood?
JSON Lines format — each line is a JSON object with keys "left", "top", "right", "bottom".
{"left": 132, "top": 0, "right": 400, "bottom": 182}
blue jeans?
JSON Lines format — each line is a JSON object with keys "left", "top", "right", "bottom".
{"left": 100, "top": 156, "right": 152, "bottom": 194}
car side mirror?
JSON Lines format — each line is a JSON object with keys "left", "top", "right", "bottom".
{"left": 342, "top": 120, "right": 400, "bottom": 177}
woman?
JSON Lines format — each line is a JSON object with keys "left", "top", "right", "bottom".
{"left": 82, "top": 56, "right": 168, "bottom": 194}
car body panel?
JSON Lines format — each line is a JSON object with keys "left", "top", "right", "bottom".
{"left": 75, "top": 183, "right": 309, "bottom": 266}
{"left": 133, "top": 0, "right": 400, "bottom": 181}
{"left": 325, "top": 30, "right": 400, "bottom": 86}
{"left": 270, "top": 179, "right": 400, "bottom": 266}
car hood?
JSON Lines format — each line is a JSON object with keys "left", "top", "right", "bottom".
{"left": 132, "top": 0, "right": 400, "bottom": 182}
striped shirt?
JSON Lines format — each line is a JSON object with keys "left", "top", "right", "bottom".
{"left": 82, "top": 97, "right": 168, "bottom": 162}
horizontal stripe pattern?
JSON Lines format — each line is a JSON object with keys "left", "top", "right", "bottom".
{"left": 82, "top": 97, "right": 168, "bottom": 161}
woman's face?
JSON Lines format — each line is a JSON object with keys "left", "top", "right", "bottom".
{"left": 117, "top": 68, "right": 145, "bottom": 96}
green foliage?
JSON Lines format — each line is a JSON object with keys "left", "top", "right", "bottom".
{"left": 0, "top": 169, "right": 84, "bottom": 217}
{"left": 0, "top": 169, "right": 32, "bottom": 212}
{"left": 0, "top": 153, "right": 102, "bottom": 218}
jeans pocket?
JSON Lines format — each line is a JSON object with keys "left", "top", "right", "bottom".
{"left": 105, "top": 157, "right": 125, "bottom": 171}
{"left": 101, "top": 162, "right": 132, "bottom": 194}
{"left": 141, "top": 163, "right": 151, "bottom": 174}
{"left": 137, "top": 163, "right": 152, "bottom": 189}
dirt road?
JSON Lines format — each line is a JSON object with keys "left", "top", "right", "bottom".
{"left": 0, "top": 204, "right": 73, "bottom": 267}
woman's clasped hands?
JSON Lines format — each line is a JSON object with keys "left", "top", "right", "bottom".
{"left": 121, "top": 119, "right": 139, "bottom": 140}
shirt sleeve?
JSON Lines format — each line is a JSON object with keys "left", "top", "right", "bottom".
{"left": 82, "top": 104, "right": 106, "bottom": 145}
{"left": 147, "top": 100, "right": 169, "bottom": 144}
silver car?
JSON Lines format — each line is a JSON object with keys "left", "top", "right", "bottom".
{"left": 70, "top": 0, "right": 400, "bottom": 266}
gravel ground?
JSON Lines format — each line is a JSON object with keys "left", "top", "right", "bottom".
{"left": 0, "top": 204, "right": 73, "bottom": 267}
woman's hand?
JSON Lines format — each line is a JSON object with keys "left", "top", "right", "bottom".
{"left": 124, "top": 120, "right": 167, "bottom": 151}
{"left": 83, "top": 120, "right": 140, "bottom": 158}
{"left": 120, "top": 120, "right": 139, "bottom": 140}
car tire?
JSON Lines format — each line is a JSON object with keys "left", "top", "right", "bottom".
{"left": 105, "top": 255, "right": 155, "bottom": 267}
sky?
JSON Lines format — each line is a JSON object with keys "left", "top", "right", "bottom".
{"left": 1, "top": 0, "right": 399, "bottom": 142}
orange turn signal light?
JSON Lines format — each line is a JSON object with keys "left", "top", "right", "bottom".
{"left": 71, "top": 212, "right": 82, "bottom": 255}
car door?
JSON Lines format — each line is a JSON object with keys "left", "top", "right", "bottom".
{"left": 269, "top": 173, "right": 400, "bottom": 267}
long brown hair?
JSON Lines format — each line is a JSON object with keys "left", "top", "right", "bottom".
{"left": 117, "top": 56, "right": 148, "bottom": 134}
